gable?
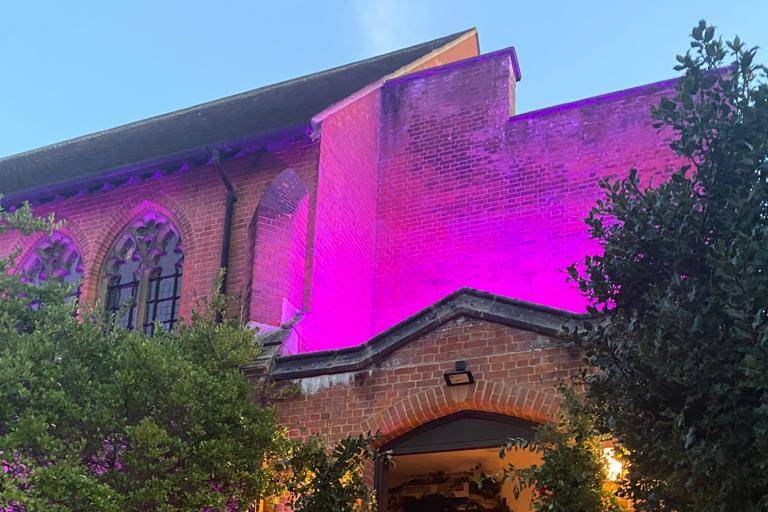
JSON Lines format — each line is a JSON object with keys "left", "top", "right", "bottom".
{"left": 263, "top": 288, "right": 585, "bottom": 380}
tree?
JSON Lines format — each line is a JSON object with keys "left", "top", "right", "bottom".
{"left": 0, "top": 279, "right": 293, "bottom": 510}
{"left": 0, "top": 202, "right": 292, "bottom": 510}
{"left": 0, "top": 201, "right": 380, "bottom": 511}
{"left": 503, "top": 388, "right": 622, "bottom": 512}
{"left": 287, "top": 432, "right": 380, "bottom": 512}
{"left": 569, "top": 21, "right": 768, "bottom": 511}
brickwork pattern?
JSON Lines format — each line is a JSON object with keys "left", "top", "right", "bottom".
{"left": 0, "top": 38, "right": 685, "bottom": 354}
{"left": 274, "top": 317, "right": 580, "bottom": 444}
{"left": 302, "top": 91, "right": 381, "bottom": 351}
{"left": 0, "top": 137, "right": 319, "bottom": 324}
{"left": 373, "top": 52, "right": 685, "bottom": 335}
{"left": 248, "top": 168, "right": 310, "bottom": 327}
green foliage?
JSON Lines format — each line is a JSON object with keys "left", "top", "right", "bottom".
{"left": 0, "top": 215, "right": 291, "bottom": 510}
{"left": 568, "top": 21, "right": 768, "bottom": 511}
{"left": 0, "top": 285, "right": 292, "bottom": 511}
{"left": 287, "top": 432, "right": 381, "bottom": 512}
{"left": 0, "top": 200, "right": 58, "bottom": 236}
{"left": 503, "top": 388, "right": 622, "bottom": 512}
{"left": 0, "top": 204, "right": 379, "bottom": 511}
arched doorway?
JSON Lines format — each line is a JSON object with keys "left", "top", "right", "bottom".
{"left": 377, "top": 411, "right": 540, "bottom": 512}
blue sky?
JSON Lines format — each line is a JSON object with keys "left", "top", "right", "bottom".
{"left": 0, "top": 0, "right": 766, "bottom": 157}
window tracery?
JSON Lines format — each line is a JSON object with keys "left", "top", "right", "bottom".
{"left": 20, "top": 232, "right": 83, "bottom": 300}
{"left": 104, "top": 212, "right": 183, "bottom": 333}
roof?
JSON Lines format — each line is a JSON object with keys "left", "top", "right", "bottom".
{"left": 0, "top": 29, "right": 475, "bottom": 202}
{"left": 255, "top": 288, "right": 587, "bottom": 381}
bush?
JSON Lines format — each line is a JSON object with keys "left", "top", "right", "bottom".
{"left": 503, "top": 388, "right": 622, "bottom": 512}
{"left": 569, "top": 21, "right": 768, "bottom": 510}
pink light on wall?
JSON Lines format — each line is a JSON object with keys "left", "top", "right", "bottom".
{"left": 282, "top": 52, "right": 684, "bottom": 353}
{"left": 0, "top": 46, "right": 686, "bottom": 356}
{"left": 249, "top": 168, "right": 310, "bottom": 329}
{"left": 295, "top": 90, "right": 380, "bottom": 352}
{"left": 365, "top": 51, "right": 684, "bottom": 343}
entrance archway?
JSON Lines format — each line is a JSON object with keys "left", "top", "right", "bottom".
{"left": 377, "top": 411, "right": 540, "bottom": 512}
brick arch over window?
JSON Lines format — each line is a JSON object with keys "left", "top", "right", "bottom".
{"left": 246, "top": 168, "right": 309, "bottom": 334}
{"left": 84, "top": 197, "right": 194, "bottom": 305}
{"left": 94, "top": 205, "right": 187, "bottom": 333}
{"left": 362, "top": 382, "right": 560, "bottom": 446}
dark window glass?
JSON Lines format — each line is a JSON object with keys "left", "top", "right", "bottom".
{"left": 105, "top": 249, "right": 141, "bottom": 329}
{"left": 142, "top": 232, "right": 183, "bottom": 334}
{"left": 104, "top": 214, "right": 183, "bottom": 333}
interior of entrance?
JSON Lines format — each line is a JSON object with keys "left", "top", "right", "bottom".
{"left": 378, "top": 412, "right": 540, "bottom": 512}
{"left": 386, "top": 446, "right": 539, "bottom": 511}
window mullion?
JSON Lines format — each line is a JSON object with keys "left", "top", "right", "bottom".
{"left": 136, "top": 269, "right": 152, "bottom": 334}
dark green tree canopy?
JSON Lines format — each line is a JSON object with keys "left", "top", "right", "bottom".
{"left": 570, "top": 21, "right": 768, "bottom": 511}
{"left": 0, "top": 206, "right": 291, "bottom": 511}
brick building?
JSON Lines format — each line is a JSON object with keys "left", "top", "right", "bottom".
{"left": 0, "top": 29, "right": 682, "bottom": 510}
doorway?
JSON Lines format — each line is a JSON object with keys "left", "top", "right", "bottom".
{"left": 376, "top": 411, "right": 540, "bottom": 512}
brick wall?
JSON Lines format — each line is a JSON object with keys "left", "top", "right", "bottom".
{"left": 248, "top": 167, "right": 311, "bottom": 328}
{"left": 0, "top": 38, "right": 686, "bottom": 354}
{"left": 0, "top": 136, "right": 319, "bottom": 325}
{"left": 408, "top": 31, "right": 479, "bottom": 73}
{"left": 298, "top": 91, "right": 380, "bottom": 351}
{"left": 372, "top": 53, "right": 684, "bottom": 335}
{"left": 273, "top": 316, "right": 579, "bottom": 444}
{"left": 0, "top": 36, "right": 483, "bottom": 351}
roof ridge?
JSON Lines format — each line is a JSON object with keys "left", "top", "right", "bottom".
{"left": 311, "top": 28, "right": 478, "bottom": 125}
{"left": 0, "top": 29, "right": 475, "bottom": 166}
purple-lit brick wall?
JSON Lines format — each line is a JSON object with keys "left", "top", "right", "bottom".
{"left": 0, "top": 38, "right": 482, "bottom": 353}
{"left": 275, "top": 317, "right": 579, "bottom": 450}
{"left": 297, "top": 91, "right": 381, "bottom": 352}
{"left": 249, "top": 167, "right": 311, "bottom": 328}
{"left": 371, "top": 52, "right": 684, "bottom": 336}
{"left": 0, "top": 39, "right": 685, "bottom": 353}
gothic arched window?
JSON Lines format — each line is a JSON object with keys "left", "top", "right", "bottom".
{"left": 103, "top": 212, "right": 183, "bottom": 334}
{"left": 20, "top": 232, "right": 84, "bottom": 301}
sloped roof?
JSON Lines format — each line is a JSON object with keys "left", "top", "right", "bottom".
{"left": 0, "top": 29, "right": 474, "bottom": 200}
{"left": 260, "top": 288, "right": 586, "bottom": 380}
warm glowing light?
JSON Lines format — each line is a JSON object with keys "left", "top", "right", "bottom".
{"left": 603, "top": 447, "right": 623, "bottom": 482}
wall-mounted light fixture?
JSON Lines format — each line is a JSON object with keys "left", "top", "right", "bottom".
{"left": 443, "top": 360, "right": 475, "bottom": 386}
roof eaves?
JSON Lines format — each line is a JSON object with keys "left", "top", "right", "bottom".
{"left": 2, "top": 122, "right": 309, "bottom": 208}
